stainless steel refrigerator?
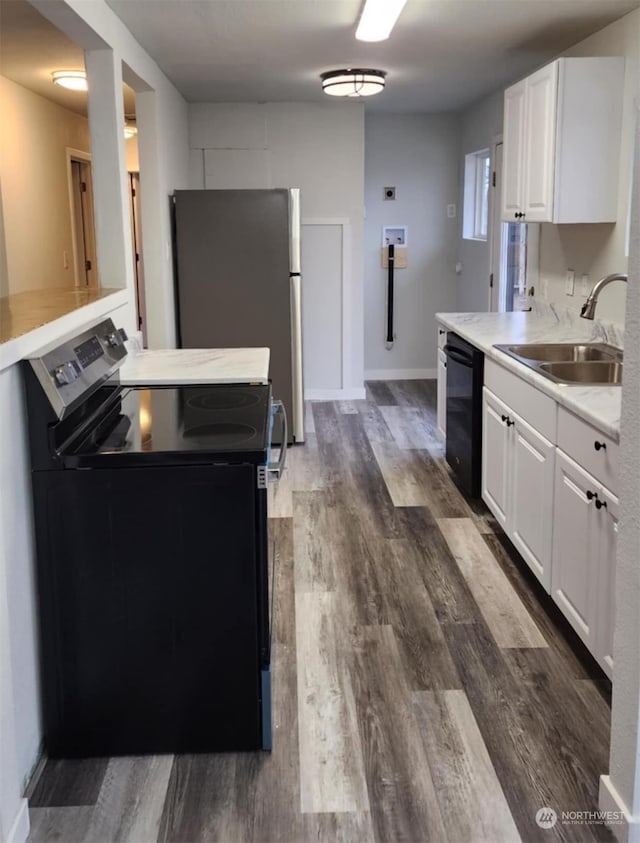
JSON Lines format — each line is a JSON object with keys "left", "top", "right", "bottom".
{"left": 172, "top": 188, "right": 304, "bottom": 443}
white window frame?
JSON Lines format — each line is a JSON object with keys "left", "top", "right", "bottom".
{"left": 463, "top": 148, "right": 491, "bottom": 242}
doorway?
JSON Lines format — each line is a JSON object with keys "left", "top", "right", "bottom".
{"left": 128, "top": 172, "right": 147, "bottom": 345}
{"left": 67, "top": 151, "right": 98, "bottom": 287}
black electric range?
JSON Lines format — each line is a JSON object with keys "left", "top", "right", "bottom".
{"left": 22, "top": 319, "right": 286, "bottom": 757}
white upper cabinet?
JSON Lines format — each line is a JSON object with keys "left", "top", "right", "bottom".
{"left": 502, "top": 57, "right": 624, "bottom": 223}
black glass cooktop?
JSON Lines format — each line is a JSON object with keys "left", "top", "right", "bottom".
{"left": 66, "top": 384, "right": 272, "bottom": 466}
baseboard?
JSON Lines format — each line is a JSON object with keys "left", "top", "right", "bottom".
{"left": 6, "top": 798, "right": 29, "bottom": 843}
{"left": 364, "top": 368, "right": 437, "bottom": 380}
{"left": 304, "top": 388, "right": 366, "bottom": 400}
{"left": 600, "top": 775, "right": 632, "bottom": 843}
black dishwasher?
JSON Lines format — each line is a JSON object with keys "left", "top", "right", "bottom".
{"left": 443, "top": 332, "right": 484, "bottom": 497}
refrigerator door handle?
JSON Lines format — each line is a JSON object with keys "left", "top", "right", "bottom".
{"left": 290, "top": 274, "right": 305, "bottom": 442}
{"left": 267, "top": 400, "right": 288, "bottom": 482}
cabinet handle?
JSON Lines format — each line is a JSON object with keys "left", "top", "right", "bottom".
{"left": 595, "top": 499, "right": 608, "bottom": 510}
{"left": 439, "top": 329, "right": 445, "bottom": 335}
{"left": 594, "top": 441, "right": 606, "bottom": 451}
{"left": 586, "top": 490, "right": 597, "bottom": 501}
{"left": 501, "top": 414, "right": 508, "bottom": 422}
{"left": 506, "top": 418, "right": 514, "bottom": 427}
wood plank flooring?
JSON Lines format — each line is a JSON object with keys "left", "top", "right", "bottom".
{"left": 27, "top": 380, "right": 613, "bottom": 843}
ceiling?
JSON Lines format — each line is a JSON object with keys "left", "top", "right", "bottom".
{"left": 1, "top": 0, "right": 638, "bottom": 115}
{"left": 0, "top": 0, "right": 136, "bottom": 116}
{"left": 103, "top": 0, "right": 640, "bottom": 112}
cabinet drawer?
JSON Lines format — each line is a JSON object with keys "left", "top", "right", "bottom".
{"left": 557, "top": 407, "right": 618, "bottom": 495}
{"left": 485, "top": 358, "right": 556, "bottom": 442}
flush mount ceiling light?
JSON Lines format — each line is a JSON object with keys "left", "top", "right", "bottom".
{"left": 51, "top": 70, "right": 88, "bottom": 91}
{"left": 321, "top": 68, "right": 386, "bottom": 98}
{"left": 356, "top": 0, "right": 408, "bottom": 42}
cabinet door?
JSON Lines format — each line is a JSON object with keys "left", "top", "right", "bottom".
{"left": 551, "top": 451, "right": 599, "bottom": 650}
{"left": 523, "top": 61, "right": 559, "bottom": 222}
{"left": 502, "top": 80, "right": 527, "bottom": 219}
{"left": 437, "top": 348, "right": 447, "bottom": 439}
{"left": 510, "top": 414, "right": 555, "bottom": 590}
{"left": 596, "top": 488, "right": 618, "bottom": 679}
{"left": 482, "top": 388, "right": 511, "bottom": 529}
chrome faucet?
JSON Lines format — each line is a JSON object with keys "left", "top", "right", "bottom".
{"left": 580, "top": 273, "right": 628, "bottom": 319}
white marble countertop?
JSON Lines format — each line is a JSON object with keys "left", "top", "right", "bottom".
{"left": 435, "top": 311, "right": 622, "bottom": 441}
{"left": 115, "top": 347, "right": 270, "bottom": 386}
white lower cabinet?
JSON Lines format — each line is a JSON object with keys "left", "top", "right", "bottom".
{"left": 482, "top": 386, "right": 554, "bottom": 589}
{"left": 551, "top": 450, "right": 618, "bottom": 678}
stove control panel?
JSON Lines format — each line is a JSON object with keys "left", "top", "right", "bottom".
{"left": 26, "top": 319, "right": 128, "bottom": 419}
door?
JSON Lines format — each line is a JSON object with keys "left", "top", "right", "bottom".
{"left": 551, "top": 451, "right": 599, "bottom": 649}
{"left": 502, "top": 80, "right": 526, "bottom": 219}
{"left": 596, "top": 487, "right": 618, "bottom": 678}
{"left": 481, "top": 388, "right": 511, "bottom": 529}
{"left": 510, "top": 414, "right": 554, "bottom": 589}
{"left": 524, "top": 61, "right": 558, "bottom": 221}
{"left": 128, "top": 172, "right": 147, "bottom": 344}
{"left": 69, "top": 158, "right": 98, "bottom": 286}
{"left": 173, "top": 189, "right": 293, "bottom": 442}
{"left": 34, "top": 464, "right": 262, "bottom": 756}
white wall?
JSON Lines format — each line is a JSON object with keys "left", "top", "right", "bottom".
{"left": 188, "top": 101, "right": 365, "bottom": 398}
{"left": 456, "top": 90, "right": 504, "bottom": 312}
{"left": 364, "top": 113, "right": 460, "bottom": 377}
{"left": 0, "top": 2, "right": 189, "bottom": 840}
{"left": 603, "top": 90, "right": 640, "bottom": 842}
{"left": 0, "top": 76, "right": 91, "bottom": 293}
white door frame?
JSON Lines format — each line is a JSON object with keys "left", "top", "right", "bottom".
{"left": 488, "top": 134, "right": 504, "bottom": 311}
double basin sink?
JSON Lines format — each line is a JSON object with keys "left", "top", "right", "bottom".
{"left": 495, "top": 342, "right": 623, "bottom": 385}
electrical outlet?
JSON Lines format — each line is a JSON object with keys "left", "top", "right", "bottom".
{"left": 581, "top": 273, "right": 590, "bottom": 295}
{"left": 565, "top": 268, "right": 575, "bottom": 296}
{"left": 447, "top": 204, "right": 456, "bottom": 218}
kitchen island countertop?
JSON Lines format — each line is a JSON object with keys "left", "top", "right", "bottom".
{"left": 116, "top": 347, "right": 270, "bottom": 386}
{"left": 436, "top": 311, "right": 622, "bottom": 441}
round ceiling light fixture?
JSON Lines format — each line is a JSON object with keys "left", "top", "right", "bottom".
{"left": 51, "top": 70, "right": 88, "bottom": 91}
{"left": 321, "top": 68, "right": 386, "bottom": 98}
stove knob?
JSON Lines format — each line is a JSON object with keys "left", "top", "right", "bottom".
{"left": 106, "top": 332, "right": 121, "bottom": 348}
{"left": 53, "top": 361, "right": 79, "bottom": 385}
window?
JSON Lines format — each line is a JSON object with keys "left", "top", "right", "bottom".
{"left": 463, "top": 149, "right": 491, "bottom": 241}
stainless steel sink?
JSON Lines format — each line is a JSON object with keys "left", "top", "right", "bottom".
{"left": 539, "top": 361, "right": 623, "bottom": 385}
{"left": 494, "top": 342, "right": 623, "bottom": 385}
{"left": 501, "top": 342, "right": 622, "bottom": 363}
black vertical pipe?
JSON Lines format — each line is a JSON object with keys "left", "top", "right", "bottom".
{"left": 386, "top": 243, "right": 394, "bottom": 344}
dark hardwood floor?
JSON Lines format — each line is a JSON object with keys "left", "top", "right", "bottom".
{"left": 27, "top": 380, "right": 613, "bottom": 843}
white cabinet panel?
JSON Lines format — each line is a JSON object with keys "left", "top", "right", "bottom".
{"left": 523, "top": 62, "right": 558, "bottom": 222}
{"left": 597, "top": 488, "right": 618, "bottom": 679}
{"left": 552, "top": 452, "right": 599, "bottom": 647}
{"left": 502, "top": 80, "right": 526, "bottom": 216}
{"left": 552, "top": 449, "right": 618, "bottom": 678}
{"left": 482, "top": 388, "right": 511, "bottom": 529}
{"left": 510, "top": 416, "right": 554, "bottom": 589}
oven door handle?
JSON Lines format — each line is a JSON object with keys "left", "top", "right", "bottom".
{"left": 267, "top": 400, "right": 288, "bottom": 482}
{"left": 443, "top": 345, "right": 474, "bottom": 368}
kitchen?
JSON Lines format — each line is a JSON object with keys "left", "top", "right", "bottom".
{"left": 0, "top": 1, "right": 639, "bottom": 842}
